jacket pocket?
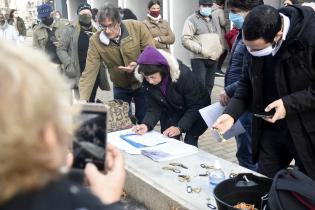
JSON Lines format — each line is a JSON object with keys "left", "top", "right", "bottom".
{"left": 37, "top": 34, "right": 47, "bottom": 48}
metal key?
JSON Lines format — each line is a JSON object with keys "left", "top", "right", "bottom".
{"left": 170, "top": 162, "right": 188, "bottom": 169}
{"left": 200, "top": 163, "right": 214, "bottom": 170}
{"left": 162, "top": 166, "right": 181, "bottom": 173}
{"left": 178, "top": 175, "right": 191, "bottom": 182}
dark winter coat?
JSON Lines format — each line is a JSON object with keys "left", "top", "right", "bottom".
{"left": 0, "top": 174, "right": 124, "bottom": 210}
{"left": 224, "top": 5, "right": 315, "bottom": 180}
{"left": 135, "top": 50, "right": 211, "bottom": 133}
{"left": 224, "top": 30, "right": 245, "bottom": 97}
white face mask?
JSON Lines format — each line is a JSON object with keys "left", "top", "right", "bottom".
{"left": 247, "top": 39, "right": 283, "bottom": 57}
{"left": 247, "top": 45, "right": 274, "bottom": 57}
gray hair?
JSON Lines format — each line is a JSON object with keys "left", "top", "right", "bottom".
{"left": 98, "top": 3, "right": 121, "bottom": 24}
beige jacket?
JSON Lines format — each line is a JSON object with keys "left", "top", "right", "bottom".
{"left": 79, "top": 20, "right": 154, "bottom": 100}
{"left": 181, "top": 11, "right": 223, "bottom": 60}
{"left": 143, "top": 16, "right": 175, "bottom": 52}
{"left": 212, "top": 3, "right": 228, "bottom": 50}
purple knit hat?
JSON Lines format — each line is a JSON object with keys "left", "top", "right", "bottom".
{"left": 137, "top": 46, "right": 169, "bottom": 67}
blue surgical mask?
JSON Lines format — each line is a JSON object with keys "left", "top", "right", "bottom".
{"left": 229, "top": 12, "right": 244, "bottom": 29}
{"left": 200, "top": 7, "right": 212, "bottom": 17}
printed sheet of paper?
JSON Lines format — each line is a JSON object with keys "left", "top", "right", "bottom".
{"left": 199, "top": 102, "right": 246, "bottom": 141}
{"left": 108, "top": 129, "right": 198, "bottom": 161}
{"left": 141, "top": 140, "right": 198, "bottom": 162}
{"left": 123, "top": 131, "right": 171, "bottom": 146}
{"left": 108, "top": 129, "right": 171, "bottom": 154}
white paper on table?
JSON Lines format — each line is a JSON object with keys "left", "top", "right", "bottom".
{"left": 124, "top": 131, "right": 172, "bottom": 146}
{"left": 108, "top": 129, "right": 172, "bottom": 154}
{"left": 107, "top": 129, "right": 141, "bottom": 154}
{"left": 199, "top": 102, "right": 246, "bottom": 141}
{"left": 141, "top": 140, "right": 198, "bottom": 162}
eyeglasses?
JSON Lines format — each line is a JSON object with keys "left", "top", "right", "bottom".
{"left": 100, "top": 22, "right": 119, "bottom": 31}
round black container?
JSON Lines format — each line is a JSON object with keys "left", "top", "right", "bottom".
{"left": 213, "top": 173, "right": 272, "bottom": 210}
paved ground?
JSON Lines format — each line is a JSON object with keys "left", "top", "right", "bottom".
{"left": 24, "top": 36, "right": 238, "bottom": 164}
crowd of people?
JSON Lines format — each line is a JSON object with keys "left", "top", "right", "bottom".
{"left": 0, "top": 0, "right": 315, "bottom": 209}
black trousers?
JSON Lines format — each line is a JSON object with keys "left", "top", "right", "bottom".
{"left": 258, "top": 127, "right": 305, "bottom": 178}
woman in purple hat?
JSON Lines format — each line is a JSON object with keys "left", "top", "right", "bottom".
{"left": 134, "top": 46, "right": 210, "bottom": 146}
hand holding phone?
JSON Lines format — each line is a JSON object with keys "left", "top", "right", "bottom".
{"left": 254, "top": 109, "right": 276, "bottom": 118}
{"left": 85, "top": 144, "right": 125, "bottom": 204}
{"left": 72, "top": 103, "right": 107, "bottom": 171}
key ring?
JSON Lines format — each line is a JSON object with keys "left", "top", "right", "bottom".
{"left": 200, "top": 163, "right": 214, "bottom": 170}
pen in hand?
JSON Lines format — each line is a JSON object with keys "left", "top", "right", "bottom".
{"left": 132, "top": 124, "right": 148, "bottom": 135}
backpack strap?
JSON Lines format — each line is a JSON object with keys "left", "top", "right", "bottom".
{"left": 268, "top": 169, "right": 285, "bottom": 210}
{"left": 276, "top": 169, "right": 315, "bottom": 202}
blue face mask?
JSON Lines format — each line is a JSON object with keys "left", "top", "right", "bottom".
{"left": 200, "top": 7, "right": 212, "bottom": 17}
{"left": 229, "top": 12, "right": 244, "bottom": 29}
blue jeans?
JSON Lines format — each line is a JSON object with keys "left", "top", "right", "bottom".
{"left": 191, "top": 59, "right": 217, "bottom": 96}
{"left": 236, "top": 112, "right": 258, "bottom": 171}
{"left": 113, "top": 86, "right": 147, "bottom": 123}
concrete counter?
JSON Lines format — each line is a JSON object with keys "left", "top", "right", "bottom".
{"left": 123, "top": 149, "right": 256, "bottom": 210}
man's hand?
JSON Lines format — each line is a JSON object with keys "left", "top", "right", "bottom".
{"left": 132, "top": 124, "right": 148, "bottom": 135}
{"left": 219, "top": 90, "right": 230, "bottom": 106}
{"left": 263, "top": 99, "right": 286, "bottom": 123}
{"left": 163, "top": 126, "right": 181, "bottom": 137}
{"left": 212, "top": 114, "right": 234, "bottom": 134}
{"left": 85, "top": 144, "right": 125, "bottom": 204}
{"left": 118, "top": 62, "right": 137, "bottom": 73}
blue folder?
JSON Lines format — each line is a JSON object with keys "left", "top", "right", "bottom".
{"left": 119, "top": 133, "right": 149, "bottom": 148}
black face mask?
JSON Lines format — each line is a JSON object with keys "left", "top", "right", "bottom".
{"left": 79, "top": 14, "right": 92, "bottom": 27}
{"left": 42, "top": 17, "right": 54, "bottom": 26}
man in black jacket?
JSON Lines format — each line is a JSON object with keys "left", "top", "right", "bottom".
{"left": 213, "top": 5, "right": 315, "bottom": 180}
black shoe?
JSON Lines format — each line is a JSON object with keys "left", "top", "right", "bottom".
{"left": 215, "top": 69, "right": 225, "bottom": 77}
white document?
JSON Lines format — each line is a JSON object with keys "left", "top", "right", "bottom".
{"left": 108, "top": 129, "right": 141, "bottom": 154}
{"left": 108, "top": 129, "right": 198, "bottom": 161}
{"left": 123, "top": 131, "right": 172, "bottom": 146}
{"left": 141, "top": 140, "right": 198, "bottom": 162}
{"left": 199, "top": 102, "right": 246, "bottom": 142}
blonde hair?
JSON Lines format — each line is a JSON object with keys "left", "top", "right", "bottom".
{"left": 0, "top": 41, "right": 71, "bottom": 203}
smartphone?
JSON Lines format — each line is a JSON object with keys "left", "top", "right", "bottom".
{"left": 254, "top": 109, "right": 276, "bottom": 118}
{"left": 72, "top": 103, "right": 107, "bottom": 171}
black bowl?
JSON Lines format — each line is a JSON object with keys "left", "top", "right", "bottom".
{"left": 213, "top": 173, "right": 272, "bottom": 210}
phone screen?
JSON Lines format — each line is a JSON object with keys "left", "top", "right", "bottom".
{"left": 73, "top": 108, "right": 107, "bottom": 171}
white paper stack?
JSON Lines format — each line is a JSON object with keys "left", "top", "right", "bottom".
{"left": 108, "top": 129, "right": 198, "bottom": 161}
